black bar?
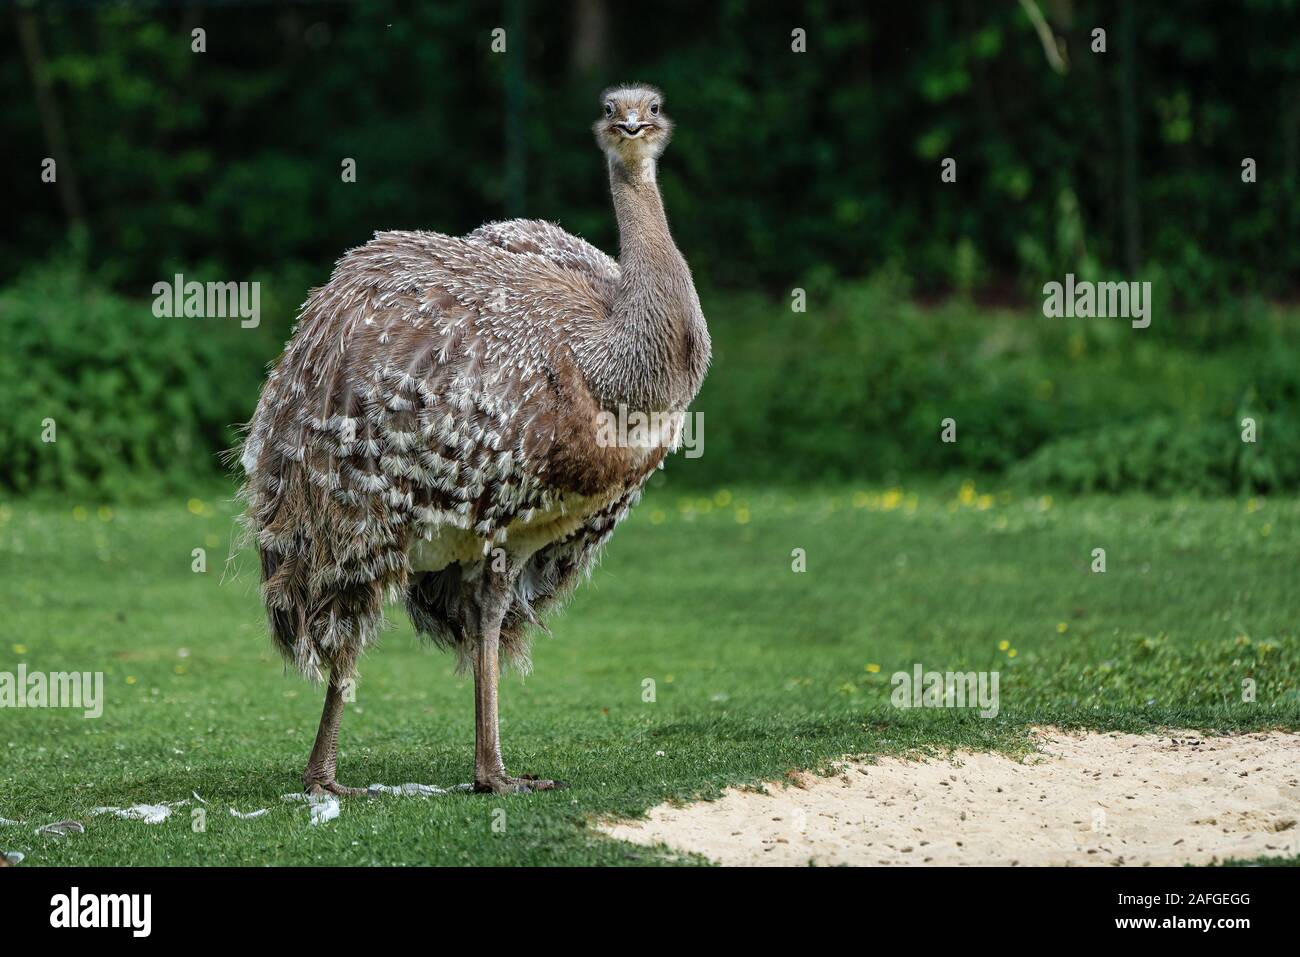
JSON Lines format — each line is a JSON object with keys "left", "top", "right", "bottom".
{"left": 3, "top": 865, "right": 1285, "bottom": 942}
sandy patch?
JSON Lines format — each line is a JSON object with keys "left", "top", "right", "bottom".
{"left": 598, "top": 729, "right": 1300, "bottom": 866}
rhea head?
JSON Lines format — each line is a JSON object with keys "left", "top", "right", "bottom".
{"left": 594, "top": 84, "right": 672, "bottom": 171}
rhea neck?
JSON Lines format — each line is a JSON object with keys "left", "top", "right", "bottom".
{"left": 586, "top": 151, "right": 706, "bottom": 412}
{"left": 608, "top": 155, "right": 678, "bottom": 272}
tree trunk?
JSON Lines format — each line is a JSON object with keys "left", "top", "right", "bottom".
{"left": 570, "top": 0, "right": 608, "bottom": 77}
{"left": 15, "top": 2, "right": 86, "bottom": 230}
{"left": 1119, "top": 0, "right": 1141, "bottom": 273}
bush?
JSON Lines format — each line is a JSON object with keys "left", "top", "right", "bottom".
{"left": 0, "top": 260, "right": 278, "bottom": 498}
{"left": 1010, "top": 415, "right": 1300, "bottom": 495}
{"left": 4, "top": 262, "right": 1297, "bottom": 500}
{"left": 690, "top": 274, "right": 1300, "bottom": 492}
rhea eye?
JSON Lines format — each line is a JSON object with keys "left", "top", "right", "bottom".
{"left": 650, "top": 102, "right": 660, "bottom": 116}
{"left": 604, "top": 102, "right": 614, "bottom": 117}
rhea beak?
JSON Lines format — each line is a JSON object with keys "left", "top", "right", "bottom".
{"left": 616, "top": 122, "right": 649, "bottom": 137}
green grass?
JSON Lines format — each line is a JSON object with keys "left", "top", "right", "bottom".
{"left": 0, "top": 482, "right": 1296, "bottom": 865}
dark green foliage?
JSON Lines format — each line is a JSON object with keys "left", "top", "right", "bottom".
{"left": 5, "top": 1, "right": 1300, "bottom": 300}
{"left": 0, "top": 258, "right": 278, "bottom": 498}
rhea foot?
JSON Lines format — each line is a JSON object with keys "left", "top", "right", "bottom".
{"left": 303, "top": 776, "right": 369, "bottom": 798}
{"left": 474, "top": 773, "right": 567, "bottom": 795}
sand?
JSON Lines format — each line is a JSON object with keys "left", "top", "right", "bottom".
{"left": 597, "top": 728, "right": 1300, "bottom": 866}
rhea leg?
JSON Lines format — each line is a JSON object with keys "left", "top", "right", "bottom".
{"left": 472, "top": 620, "right": 508, "bottom": 788}
{"left": 302, "top": 669, "right": 367, "bottom": 797}
{"left": 470, "top": 570, "right": 563, "bottom": 794}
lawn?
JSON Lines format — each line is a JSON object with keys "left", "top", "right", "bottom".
{"left": 0, "top": 481, "right": 1296, "bottom": 865}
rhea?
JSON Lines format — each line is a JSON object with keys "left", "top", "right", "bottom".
{"left": 239, "top": 85, "right": 709, "bottom": 794}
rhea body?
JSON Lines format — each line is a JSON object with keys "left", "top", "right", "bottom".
{"left": 239, "top": 86, "right": 709, "bottom": 794}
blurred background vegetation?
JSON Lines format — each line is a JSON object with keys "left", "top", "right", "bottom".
{"left": 3, "top": 0, "right": 1299, "bottom": 499}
